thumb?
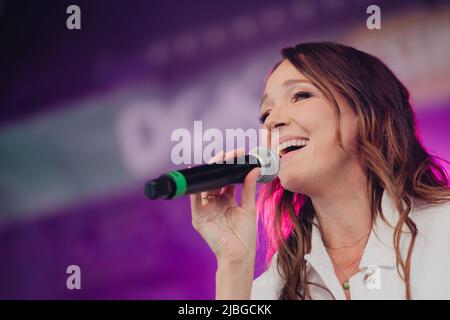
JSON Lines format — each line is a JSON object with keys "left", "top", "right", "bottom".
{"left": 241, "top": 167, "right": 261, "bottom": 212}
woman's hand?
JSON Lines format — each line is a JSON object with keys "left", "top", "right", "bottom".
{"left": 189, "top": 149, "right": 261, "bottom": 265}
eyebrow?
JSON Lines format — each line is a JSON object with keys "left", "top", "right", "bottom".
{"left": 260, "top": 79, "right": 314, "bottom": 109}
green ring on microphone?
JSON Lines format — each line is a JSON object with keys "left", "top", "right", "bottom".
{"left": 167, "top": 171, "right": 187, "bottom": 197}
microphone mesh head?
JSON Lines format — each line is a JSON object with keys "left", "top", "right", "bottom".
{"left": 249, "top": 147, "right": 279, "bottom": 183}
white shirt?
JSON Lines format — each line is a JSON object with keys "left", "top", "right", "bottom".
{"left": 251, "top": 190, "right": 450, "bottom": 300}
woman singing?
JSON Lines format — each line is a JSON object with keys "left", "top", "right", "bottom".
{"left": 189, "top": 42, "right": 450, "bottom": 300}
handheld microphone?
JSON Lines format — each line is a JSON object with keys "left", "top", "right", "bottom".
{"left": 144, "top": 147, "right": 279, "bottom": 200}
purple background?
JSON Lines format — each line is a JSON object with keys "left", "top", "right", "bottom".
{"left": 0, "top": 0, "right": 449, "bottom": 299}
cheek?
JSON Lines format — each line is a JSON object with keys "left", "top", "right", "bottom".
{"left": 277, "top": 106, "right": 336, "bottom": 189}
{"left": 297, "top": 104, "right": 349, "bottom": 173}
{"left": 301, "top": 104, "right": 336, "bottom": 151}
{"left": 311, "top": 109, "right": 359, "bottom": 174}
{"left": 340, "top": 113, "right": 359, "bottom": 152}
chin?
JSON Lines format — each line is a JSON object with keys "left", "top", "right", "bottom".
{"left": 278, "top": 167, "right": 316, "bottom": 195}
{"left": 278, "top": 173, "right": 303, "bottom": 194}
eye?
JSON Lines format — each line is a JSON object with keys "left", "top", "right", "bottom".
{"left": 290, "top": 91, "right": 312, "bottom": 103}
{"left": 259, "top": 112, "right": 270, "bottom": 124}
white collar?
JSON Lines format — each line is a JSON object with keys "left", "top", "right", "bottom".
{"left": 304, "top": 190, "right": 413, "bottom": 271}
{"left": 300, "top": 190, "right": 415, "bottom": 299}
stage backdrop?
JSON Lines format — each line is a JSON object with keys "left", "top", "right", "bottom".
{"left": 0, "top": 0, "right": 449, "bottom": 299}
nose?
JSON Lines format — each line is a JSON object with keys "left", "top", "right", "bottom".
{"left": 265, "top": 105, "right": 289, "bottom": 130}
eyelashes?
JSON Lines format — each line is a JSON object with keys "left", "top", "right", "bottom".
{"left": 259, "top": 91, "right": 313, "bottom": 124}
{"left": 259, "top": 113, "right": 269, "bottom": 124}
{"left": 290, "top": 91, "right": 312, "bottom": 103}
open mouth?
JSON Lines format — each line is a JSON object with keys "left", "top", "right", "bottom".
{"left": 277, "top": 139, "right": 309, "bottom": 158}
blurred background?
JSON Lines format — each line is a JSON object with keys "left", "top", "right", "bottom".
{"left": 0, "top": 0, "right": 449, "bottom": 299}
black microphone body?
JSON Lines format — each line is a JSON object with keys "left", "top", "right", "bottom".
{"left": 145, "top": 147, "right": 278, "bottom": 200}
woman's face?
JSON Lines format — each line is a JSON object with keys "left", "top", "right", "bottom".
{"left": 260, "top": 59, "right": 360, "bottom": 195}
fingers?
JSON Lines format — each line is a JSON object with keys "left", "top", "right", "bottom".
{"left": 190, "top": 192, "right": 202, "bottom": 212}
{"left": 207, "top": 150, "right": 225, "bottom": 164}
{"left": 194, "top": 148, "right": 251, "bottom": 206}
{"left": 220, "top": 148, "right": 245, "bottom": 199}
{"left": 192, "top": 150, "right": 224, "bottom": 209}
{"left": 241, "top": 167, "right": 261, "bottom": 213}
{"left": 203, "top": 148, "right": 245, "bottom": 201}
{"left": 221, "top": 184, "right": 236, "bottom": 198}
{"left": 223, "top": 147, "right": 245, "bottom": 164}
{"left": 199, "top": 150, "right": 226, "bottom": 203}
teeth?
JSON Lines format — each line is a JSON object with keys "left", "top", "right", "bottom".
{"left": 277, "top": 139, "right": 309, "bottom": 155}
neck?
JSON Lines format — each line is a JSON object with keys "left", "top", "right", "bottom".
{"left": 309, "top": 163, "right": 372, "bottom": 249}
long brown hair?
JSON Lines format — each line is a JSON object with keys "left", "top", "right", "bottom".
{"left": 256, "top": 42, "right": 450, "bottom": 300}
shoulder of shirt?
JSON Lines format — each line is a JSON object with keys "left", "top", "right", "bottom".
{"left": 410, "top": 198, "right": 450, "bottom": 221}
{"left": 410, "top": 198, "right": 450, "bottom": 234}
{"left": 249, "top": 198, "right": 450, "bottom": 300}
{"left": 250, "top": 252, "right": 283, "bottom": 300}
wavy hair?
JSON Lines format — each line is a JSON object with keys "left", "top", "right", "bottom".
{"left": 256, "top": 42, "right": 450, "bottom": 300}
